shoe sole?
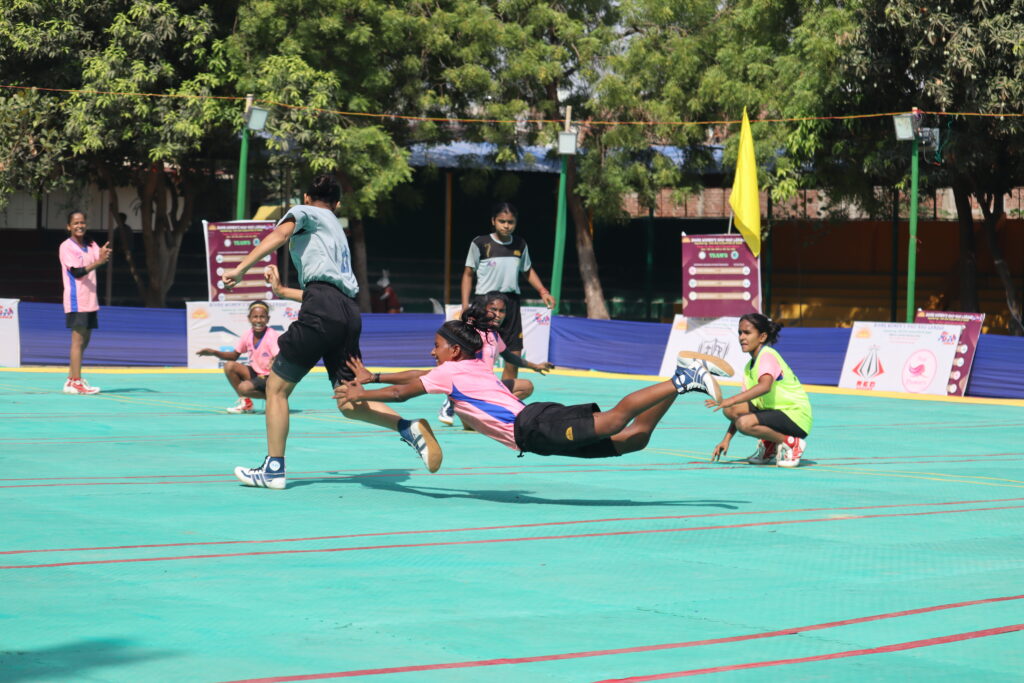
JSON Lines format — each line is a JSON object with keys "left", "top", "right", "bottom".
{"left": 438, "top": 416, "right": 454, "bottom": 426}
{"left": 677, "top": 351, "right": 734, "bottom": 377}
{"left": 414, "top": 419, "right": 443, "bottom": 473}
{"left": 233, "top": 467, "right": 286, "bottom": 489}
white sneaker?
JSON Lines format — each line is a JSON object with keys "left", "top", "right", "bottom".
{"left": 438, "top": 396, "right": 455, "bottom": 426}
{"left": 234, "top": 456, "right": 286, "bottom": 489}
{"left": 400, "top": 419, "right": 443, "bottom": 473}
{"left": 747, "top": 440, "right": 777, "bottom": 465}
{"left": 672, "top": 357, "right": 722, "bottom": 402}
{"left": 677, "top": 351, "right": 734, "bottom": 377}
{"left": 227, "top": 397, "right": 254, "bottom": 414}
{"left": 63, "top": 378, "right": 100, "bottom": 395}
{"left": 777, "top": 437, "right": 806, "bottom": 468}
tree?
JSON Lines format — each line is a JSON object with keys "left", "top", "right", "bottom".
{"left": 0, "top": 0, "right": 237, "bottom": 307}
{"left": 844, "top": 0, "right": 1024, "bottom": 333}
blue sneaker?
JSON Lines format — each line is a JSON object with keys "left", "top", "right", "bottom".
{"left": 399, "top": 419, "right": 443, "bottom": 473}
{"left": 672, "top": 358, "right": 722, "bottom": 402}
{"left": 234, "top": 456, "right": 286, "bottom": 490}
{"left": 438, "top": 396, "right": 455, "bottom": 426}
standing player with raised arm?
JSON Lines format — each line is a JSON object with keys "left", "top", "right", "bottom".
{"left": 221, "top": 175, "right": 441, "bottom": 490}
{"left": 59, "top": 210, "right": 111, "bottom": 395}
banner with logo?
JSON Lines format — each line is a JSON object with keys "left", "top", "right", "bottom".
{"left": 186, "top": 300, "right": 299, "bottom": 369}
{"left": 913, "top": 310, "right": 985, "bottom": 396}
{"left": 681, "top": 234, "right": 761, "bottom": 317}
{"left": 445, "top": 305, "right": 550, "bottom": 364}
{"left": 202, "top": 220, "right": 278, "bottom": 302}
{"left": 0, "top": 298, "right": 20, "bottom": 367}
{"left": 839, "top": 321, "right": 962, "bottom": 396}
{"left": 658, "top": 315, "right": 747, "bottom": 383}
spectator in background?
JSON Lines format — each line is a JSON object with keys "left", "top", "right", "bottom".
{"left": 370, "top": 269, "right": 402, "bottom": 313}
{"left": 60, "top": 210, "right": 111, "bottom": 395}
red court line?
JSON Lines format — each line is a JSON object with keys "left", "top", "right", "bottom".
{"left": 4, "top": 496, "right": 1022, "bottom": 556}
{"left": 4, "top": 503, "right": 1021, "bottom": 569}
{"left": 602, "top": 624, "right": 1024, "bottom": 681}
{"left": 218, "top": 597, "right": 1024, "bottom": 681}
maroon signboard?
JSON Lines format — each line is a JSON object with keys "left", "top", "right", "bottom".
{"left": 681, "top": 234, "right": 761, "bottom": 317}
{"left": 914, "top": 310, "right": 985, "bottom": 396}
{"left": 203, "top": 220, "right": 278, "bottom": 302}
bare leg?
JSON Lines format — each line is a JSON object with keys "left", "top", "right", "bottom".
{"left": 339, "top": 399, "right": 403, "bottom": 430}
{"left": 592, "top": 380, "right": 678, "bottom": 438}
{"left": 223, "top": 361, "right": 250, "bottom": 395}
{"left": 611, "top": 393, "right": 678, "bottom": 454}
{"left": 512, "top": 378, "right": 534, "bottom": 400}
{"left": 265, "top": 371, "right": 296, "bottom": 460}
{"left": 69, "top": 327, "right": 91, "bottom": 378}
{"left": 724, "top": 403, "right": 788, "bottom": 444}
{"left": 236, "top": 380, "right": 266, "bottom": 400}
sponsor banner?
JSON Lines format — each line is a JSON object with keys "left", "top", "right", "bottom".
{"left": 658, "top": 315, "right": 747, "bottom": 383}
{"left": 202, "top": 220, "right": 278, "bottom": 302}
{"left": 445, "top": 305, "right": 550, "bottom": 364}
{"left": 681, "top": 233, "right": 761, "bottom": 317}
{"left": 0, "top": 298, "right": 20, "bottom": 367}
{"left": 914, "top": 310, "right": 985, "bottom": 396}
{"left": 839, "top": 321, "right": 962, "bottom": 396}
{"left": 186, "top": 300, "right": 299, "bottom": 369}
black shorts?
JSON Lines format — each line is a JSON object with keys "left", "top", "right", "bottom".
{"left": 752, "top": 408, "right": 808, "bottom": 438}
{"left": 66, "top": 311, "right": 98, "bottom": 329}
{"left": 497, "top": 293, "right": 524, "bottom": 353}
{"left": 244, "top": 367, "right": 268, "bottom": 393}
{"left": 514, "top": 401, "right": 619, "bottom": 458}
{"left": 272, "top": 281, "right": 361, "bottom": 387}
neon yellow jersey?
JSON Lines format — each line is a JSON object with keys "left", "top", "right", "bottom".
{"left": 743, "top": 346, "right": 813, "bottom": 435}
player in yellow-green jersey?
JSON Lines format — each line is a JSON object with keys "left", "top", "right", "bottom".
{"left": 707, "top": 313, "right": 812, "bottom": 467}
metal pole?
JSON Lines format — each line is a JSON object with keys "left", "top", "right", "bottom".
{"left": 906, "top": 136, "right": 919, "bottom": 322}
{"left": 444, "top": 171, "right": 453, "bottom": 306}
{"left": 551, "top": 155, "right": 568, "bottom": 315}
{"left": 235, "top": 126, "right": 249, "bottom": 220}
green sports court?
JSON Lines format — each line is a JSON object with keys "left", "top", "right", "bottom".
{"left": 2, "top": 367, "right": 1022, "bottom": 681}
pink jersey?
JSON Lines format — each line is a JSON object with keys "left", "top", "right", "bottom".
{"left": 59, "top": 238, "right": 100, "bottom": 313}
{"left": 477, "top": 328, "right": 505, "bottom": 369}
{"left": 235, "top": 327, "right": 280, "bottom": 376}
{"left": 419, "top": 358, "right": 525, "bottom": 450}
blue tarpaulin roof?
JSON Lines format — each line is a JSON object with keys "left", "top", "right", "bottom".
{"left": 408, "top": 142, "right": 725, "bottom": 175}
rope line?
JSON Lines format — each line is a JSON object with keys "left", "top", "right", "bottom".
{"left": 3, "top": 84, "right": 1024, "bottom": 127}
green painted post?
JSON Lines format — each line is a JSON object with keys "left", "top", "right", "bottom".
{"left": 905, "top": 136, "right": 919, "bottom": 322}
{"left": 235, "top": 126, "right": 250, "bottom": 220}
{"left": 551, "top": 155, "right": 568, "bottom": 314}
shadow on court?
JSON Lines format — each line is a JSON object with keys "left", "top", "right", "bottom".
{"left": 291, "top": 468, "right": 748, "bottom": 509}
{"left": 0, "top": 639, "right": 174, "bottom": 681}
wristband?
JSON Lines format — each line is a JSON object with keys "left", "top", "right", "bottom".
{"left": 373, "top": 372, "right": 380, "bottom": 383}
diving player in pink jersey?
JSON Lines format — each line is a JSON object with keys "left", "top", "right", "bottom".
{"left": 437, "top": 291, "right": 554, "bottom": 425}
{"left": 59, "top": 210, "right": 111, "bottom": 395}
{"left": 336, "top": 308, "right": 729, "bottom": 459}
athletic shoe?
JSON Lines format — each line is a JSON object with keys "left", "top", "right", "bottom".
{"left": 234, "top": 455, "right": 286, "bottom": 489}
{"left": 438, "top": 396, "right": 455, "bottom": 426}
{"left": 63, "top": 378, "right": 100, "bottom": 395}
{"left": 677, "top": 351, "right": 734, "bottom": 377}
{"left": 747, "top": 440, "right": 777, "bottom": 465}
{"left": 776, "top": 436, "right": 806, "bottom": 468}
{"left": 227, "top": 397, "right": 254, "bottom": 414}
{"left": 400, "top": 419, "right": 443, "bottom": 473}
{"left": 672, "top": 357, "right": 722, "bottom": 402}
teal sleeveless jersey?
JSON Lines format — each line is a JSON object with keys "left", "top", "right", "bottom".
{"left": 743, "top": 346, "right": 813, "bottom": 435}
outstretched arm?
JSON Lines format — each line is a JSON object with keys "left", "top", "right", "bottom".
{"left": 346, "top": 357, "right": 427, "bottom": 385}
{"left": 333, "top": 378, "right": 426, "bottom": 404}
{"left": 222, "top": 221, "right": 294, "bottom": 289}
{"left": 500, "top": 350, "right": 554, "bottom": 374}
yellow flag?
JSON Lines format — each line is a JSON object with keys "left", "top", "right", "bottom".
{"left": 729, "top": 107, "right": 761, "bottom": 256}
